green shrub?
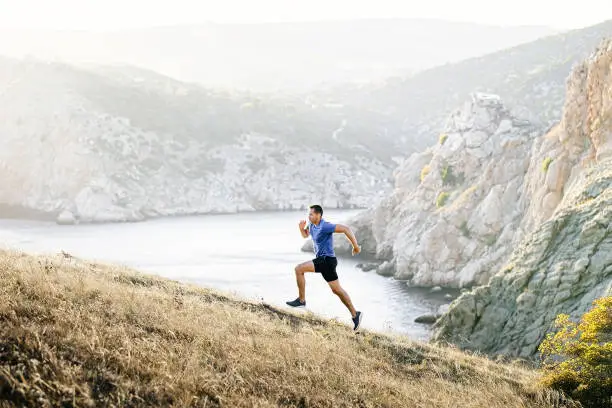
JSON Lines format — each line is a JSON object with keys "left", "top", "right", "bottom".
{"left": 420, "top": 165, "right": 431, "bottom": 182}
{"left": 483, "top": 233, "right": 498, "bottom": 246}
{"left": 542, "top": 157, "right": 553, "bottom": 172}
{"left": 440, "top": 164, "right": 464, "bottom": 186}
{"left": 538, "top": 296, "right": 612, "bottom": 408}
{"left": 436, "top": 192, "right": 450, "bottom": 208}
{"left": 439, "top": 133, "right": 448, "bottom": 145}
{"left": 441, "top": 165, "right": 449, "bottom": 182}
{"left": 440, "top": 165, "right": 453, "bottom": 185}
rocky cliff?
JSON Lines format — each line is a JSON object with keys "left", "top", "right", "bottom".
{"left": 432, "top": 40, "right": 612, "bottom": 358}
{"left": 0, "top": 60, "right": 393, "bottom": 223}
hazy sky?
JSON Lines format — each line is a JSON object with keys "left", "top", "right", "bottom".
{"left": 0, "top": 0, "right": 610, "bottom": 30}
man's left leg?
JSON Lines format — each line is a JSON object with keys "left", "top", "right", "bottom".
{"left": 286, "top": 260, "right": 315, "bottom": 307}
{"left": 328, "top": 280, "right": 362, "bottom": 330}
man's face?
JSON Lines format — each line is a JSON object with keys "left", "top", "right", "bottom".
{"left": 308, "top": 208, "right": 321, "bottom": 224}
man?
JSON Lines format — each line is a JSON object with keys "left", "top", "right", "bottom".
{"left": 286, "top": 204, "right": 363, "bottom": 331}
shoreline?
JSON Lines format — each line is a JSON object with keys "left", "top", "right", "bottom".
{"left": 0, "top": 205, "right": 368, "bottom": 226}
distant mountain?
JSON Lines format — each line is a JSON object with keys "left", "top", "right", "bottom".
{"left": 0, "top": 19, "right": 559, "bottom": 92}
{"left": 0, "top": 59, "right": 395, "bottom": 223}
{"left": 311, "top": 19, "right": 612, "bottom": 154}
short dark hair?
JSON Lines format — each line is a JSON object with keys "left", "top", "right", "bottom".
{"left": 309, "top": 204, "right": 323, "bottom": 215}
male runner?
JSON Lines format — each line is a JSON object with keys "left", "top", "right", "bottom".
{"left": 286, "top": 204, "right": 363, "bottom": 331}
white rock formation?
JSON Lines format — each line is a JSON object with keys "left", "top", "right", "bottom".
{"left": 433, "top": 40, "right": 612, "bottom": 358}
{"left": 320, "top": 92, "right": 541, "bottom": 288}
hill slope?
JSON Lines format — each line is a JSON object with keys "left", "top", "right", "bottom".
{"left": 0, "top": 249, "right": 577, "bottom": 407}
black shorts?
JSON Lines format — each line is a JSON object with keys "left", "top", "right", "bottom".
{"left": 313, "top": 256, "right": 338, "bottom": 282}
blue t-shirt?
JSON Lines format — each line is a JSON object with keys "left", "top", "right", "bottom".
{"left": 309, "top": 219, "right": 336, "bottom": 257}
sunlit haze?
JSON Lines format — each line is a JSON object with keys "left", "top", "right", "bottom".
{"left": 0, "top": 0, "right": 610, "bottom": 30}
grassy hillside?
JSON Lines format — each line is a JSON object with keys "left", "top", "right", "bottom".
{"left": 0, "top": 250, "right": 578, "bottom": 407}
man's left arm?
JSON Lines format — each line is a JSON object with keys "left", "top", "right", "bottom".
{"left": 334, "top": 224, "right": 361, "bottom": 254}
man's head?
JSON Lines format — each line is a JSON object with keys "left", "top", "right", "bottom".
{"left": 308, "top": 204, "right": 323, "bottom": 224}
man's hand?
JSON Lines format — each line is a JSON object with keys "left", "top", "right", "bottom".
{"left": 352, "top": 245, "right": 361, "bottom": 256}
{"left": 298, "top": 220, "right": 309, "bottom": 238}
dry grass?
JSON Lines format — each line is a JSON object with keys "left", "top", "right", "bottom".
{"left": 0, "top": 250, "right": 578, "bottom": 407}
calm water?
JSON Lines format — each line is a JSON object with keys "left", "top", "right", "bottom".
{"left": 0, "top": 209, "right": 455, "bottom": 340}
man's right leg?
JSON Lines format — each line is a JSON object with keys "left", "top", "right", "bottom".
{"left": 286, "top": 260, "right": 315, "bottom": 307}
